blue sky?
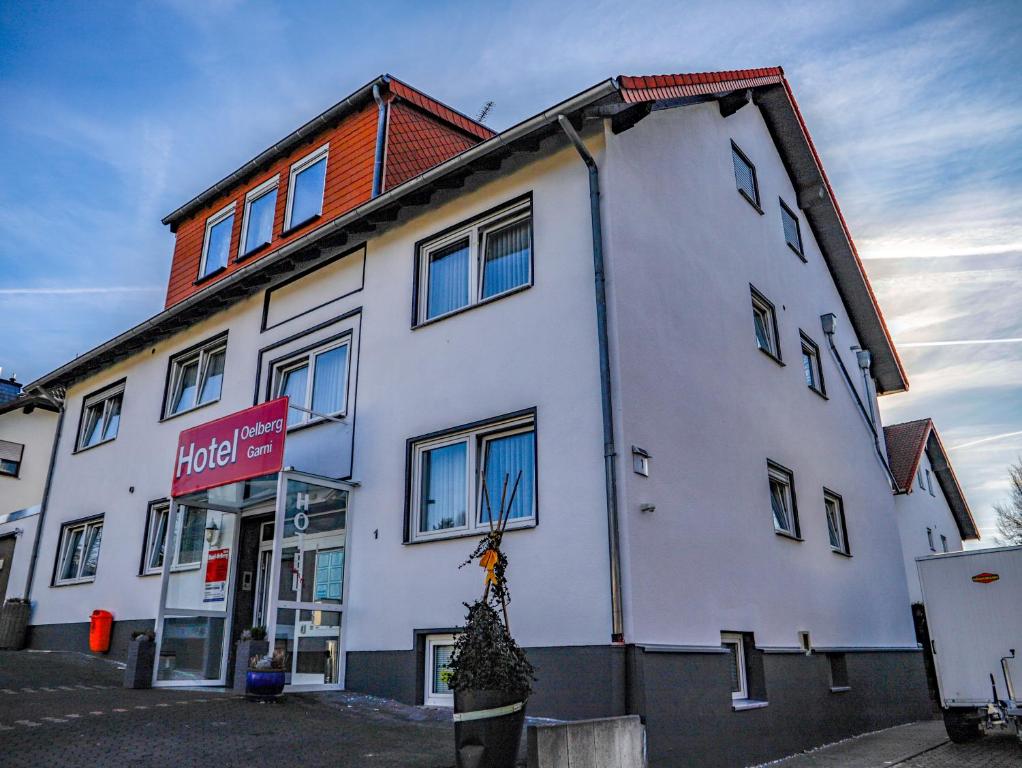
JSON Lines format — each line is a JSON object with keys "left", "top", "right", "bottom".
{"left": 1, "top": 0, "right": 1020, "bottom": 540}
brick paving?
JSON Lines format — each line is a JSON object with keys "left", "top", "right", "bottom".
{"left": 898, "top": 731, "right": 1020, "bottom": 767}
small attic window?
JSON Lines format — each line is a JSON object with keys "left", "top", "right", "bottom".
{"left": 780, "top": 200, "right": 804, "bottom": 259}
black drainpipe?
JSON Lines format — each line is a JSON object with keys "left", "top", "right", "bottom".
{"left": 371, "top": 84, "right": 388, "bottom": 198}
{"left": 24, "top": 394, "right": 65, "bottom": 604}
{"left": 557, "top": 115, "right": 624, "bottom": 644}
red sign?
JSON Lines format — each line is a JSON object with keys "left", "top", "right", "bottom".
{"left": 171, "top": 398, "right": 288, "bottom": 497}
{"left": 203, "top": 548, "right": 230, "bottom": 603}
{"left": 972, "top": 572, "right": 1000, "bottom": 584}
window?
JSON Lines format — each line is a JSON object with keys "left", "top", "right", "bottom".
{"left": 731, "top": 142, "right": 760, "bottom": 210}
{"left": 76, "top": 383, "right": 124, "bottom": 451}
{"left": 313, "top": 549, "right": 345, "bottom": 601}
{"left": 239, "top": 176, "right": 279, "bottom": 258}
{"left": 164, "top": 336, "right": 227, "bottom": 418}
{"left": 780, "top": 200, "right": 804, "bottom": 258}
{"left": 751, "top": 287, "right": 781, "bottom": 361}
{"left": 142, "top": 504, "right": 206, "bottom": 575}
{"left": 0, "top": 439, "right": 24, "bottom": 477}
{"left": 199, "top": 204, "right": 235, "bottom": 280}
{"left": 415, "top": 198, "right": 532, "bottom": 324}
{"left": 409, "top": 414, "right": 537, "bottom": 541}
{"left": 941, "top": 534, "right": 949, "bottom": 553}
{"left": 800, "top": 332, "right": 825, "bottom": 395}
{"left": 824, "top": 490, "right": 850, "bottom": 555}
{"left": 768, "top": 462, "right": 800, "bottom": 538}
{"left": 285, "top": 145, "right": 328, "bottom": 231}
{"left": 927, "top": 527, "right": 935, "bottom": 552}
{"left": 828, "top": 653, "right": 850, "bottom": 691}
{"left": 925, "top": 468, "right": 935, "bottom": 496}
{"left": 917, "top": 467, "right": 926, "bottom": 490}
{"left": 272, "top": 339, "right": 350, "bottom": 427}
{"left": 721, "top": 633, "right": 748, "bottom": 701}
{"left": 425, "top": 634, "right": 457, "bottom": 707}
{"left": 55, "top": 518, "right": 103, "bottom": 585}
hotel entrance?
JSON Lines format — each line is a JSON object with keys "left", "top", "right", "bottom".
{"left": 152, "top": 398, "right": 354, "bottom": 691}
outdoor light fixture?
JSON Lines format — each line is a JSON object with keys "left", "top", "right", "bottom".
{"left": 205, "top": 518, "right": 221, "bottom": 546}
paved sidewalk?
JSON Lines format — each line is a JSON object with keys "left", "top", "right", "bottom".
{"left": 763, "top": 719, "right": 1019, "bottom": 768}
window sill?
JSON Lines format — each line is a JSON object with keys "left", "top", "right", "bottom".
{"left": 406, "top": 520, "right": 537, "bottom": 546}
{"left": 285, "top": 413, "right": 347, "bottom": 435}
{"left": 235, "top": 241, "right": 270, "bottom": 264}
{"left": 774, "top": 529, "right": 803, "bottom": 542}
{"left": 194, "top": 265, "right": 228, "bottom": 286}
{"left": 413, "top": 283, "right": 532, "bottom": 330}
{"left": 738, "top": 189, "right": 764, "bottom": 215}
{"left": 829, "top": 686, "right": 852, "bottom": 694}
{"left": 159, "top": 397, "right": 222, "bottom": 423}
{"left": 52, "top": 577, "right": 97, "bottom": 588}
{"left": 830, "top": 548, "right": 852, "bottom": 558}
{"left": 281, "top": 213, "right": 322, "bottom": 238}
{"left": 787, "top": 243, "right": 807, "bottom": 262}
{"left": 758, "top": 347, "right": 785, "bottom": 367}
{"left": 808, "top": 386, "right": 828, "bottom": 400}
{"left": 72, "top": 437, "right": 117, "bottom": 455}
{"left": 170, "top": 562, "right": 202, "bottom": 572}
{"left": 732, "top": 699, "right": 769, "bottom": 711}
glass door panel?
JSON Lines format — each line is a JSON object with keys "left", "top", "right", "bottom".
{"left": 274, "top": 607, "right": 342, "bottom": 686}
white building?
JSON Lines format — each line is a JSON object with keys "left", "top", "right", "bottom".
{"left": 21, "top": 68, "right": 948, "bottom": 766}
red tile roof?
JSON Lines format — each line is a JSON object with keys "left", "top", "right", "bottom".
{"left": 884, "top": 419, "right": 932, "bottom": 493}
{"left": 387, "top": 77, "right": 495, "bottom": 141}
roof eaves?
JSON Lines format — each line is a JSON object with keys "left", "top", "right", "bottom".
{"left": 926, "top": 426, "right": 980, "bottom": 540}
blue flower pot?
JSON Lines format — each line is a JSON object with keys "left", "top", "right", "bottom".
{"left": 246, "top": 669, "right": 285, "bottom": 700}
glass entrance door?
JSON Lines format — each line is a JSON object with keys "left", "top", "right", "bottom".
{"left": 153, "top": 504, "right": 239, "bottom": 686}
{"left": 267, "top": 472, "right": 349, "bottom": 690}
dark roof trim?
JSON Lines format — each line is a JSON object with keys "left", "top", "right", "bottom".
{"left": 0, "top": 394, "right": 60, "bottom": 417}
{"left": 924, "top": 425, "right": 980, "bottom": 541}
{"left": 28, "top": 79, "right": 619, "bottom": 392}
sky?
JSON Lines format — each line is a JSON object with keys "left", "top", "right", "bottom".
{"left": 1, "top": 0, "right": 1020, "bottom": 542}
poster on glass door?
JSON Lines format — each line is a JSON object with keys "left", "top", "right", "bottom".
{"left": 203, "top": 548, "right": 230, "bottom": 603}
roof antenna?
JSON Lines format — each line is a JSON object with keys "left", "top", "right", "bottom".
{"left": 476, "top": 100, "right": 495, "bottom": 124}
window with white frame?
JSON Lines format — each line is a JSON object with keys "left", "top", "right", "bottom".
{"left": 239, "top": 176, "right": 279, "bottom": 258}
{"left": 925, "top": 468, "right": 935, "bottom": 496}
{"left": 800, "top": 332, "right": 824, "bottom": 395}
{"left": 76, "top": 384, "right": 124, "bottom": 451}
{"left": 751, "top": 287, "right": 781, "bottom": 360}
{"left": 272, "top": 338, "right": 350, "bottom": 428}
{"left": 55, "top": 517, "right": 104, "bottom": 585}
{"left": 824, "top": 490, "right": 849, "bottom": 555}
{"left": 0, "top": 439, "right": 24, "bottom": 477}
{"left": 410, "top": 414, "right": 536, "bottom": 541}
{"left": 721, "top": 633, "right": 748, "bottom": 701}
{"left": 424, "top": 633, "right": 457, "bottom": 706}
{"left": 164, "top": 336, "right": 227, "bottom": 418}
{"left": 780, "top": 199, "right": 803, "bottom": 257}
{"left": 768, "top": 461, "right": 800, "bottom": 537}
{"left": 285, "top": 145, "right": 328, "bottom": 231}
{"left": 199, "top": 203, "right": 235, "bottom": 280}
{"left": 142, "top": 503, "right": 206, "bottom": 575}
{"left": 731, "top": 141, "right": 760, "bottom": 209}
{"left": 917, "top": 467, "right": 926, "bottom": 490}
{"left": 416, "top": 198, "right": 532, "bottom": 324}
{"left": 941, "top": 534, "right": 948, "bottom": 553}
{"left": 927, "top": 527, "right": 935, "bottom": 551}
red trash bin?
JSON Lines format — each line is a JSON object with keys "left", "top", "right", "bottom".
{"left": 89, "top": 609, "right": 113, "bottom": 653}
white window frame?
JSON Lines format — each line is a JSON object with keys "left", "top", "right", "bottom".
{"left": 927, "top": 527, "right": 936, "bottom": 552}
{"left": 76, "top": 384, "right": 125, "bottom": 451}
{"left": 198, "top": 202, "right": 236, "bottom": 280}
{"left": 284, "top": 144, "right": 329, "bottom": 231}
{"left": 780, "top": 199, "right": 804, "bottom": 257}
{"left": 917, "top": 467, "right": 926, "bottom": 490}
{"left": 925, "top": 468, "right": 935, "bottom": 496}
{"left": 55, "top": 518, "right": 104, "bottom": 585}
{"left": 416, "top": 200, "right": 533, "bottom": 324}
{"left": 410, "top": 415, "right": 537, "bottom": 543}
{"left": 238, "top": 175, "right": 280, "bottom": 258}
{"left": 424, "top": 633, "right": 457, "bottom": 707}
{"left": 272, "top": 338, "right": 351, "bottom": 428}
{"left": 0, "top": 439, "right": 23, "bottom": 477}
{"left": 800, "top": 332, "right": 824, "bottom": 394}
{"left": 163, "top": 337, "right": 228, "bottom": 418}
{"left": 824, "top": 491, "right": 849, "bottom": 555}
{"left": 722, "top": 633, "right": 748, "bottom": 701}
{"left": 751, "top": 288, "right": 780, "bottom": 360}
{"left": 768, "top": 462, "right": 799, "bottom": 537}
{"left": 143, "top": 503, "right": 205, "bottom": 575}
{"left": 941, "top": 534, "right": 949, "bottom": 553}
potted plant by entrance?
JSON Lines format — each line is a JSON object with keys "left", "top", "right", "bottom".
{"left": 447, "top": 472, "right": 535, "bottom": 768}
{"left": 246, "top": 648, "right": 286, "bottom": 701}
{"left": 234, "top": 627, "right": 269, "bottom": 694}
{"left": 0, "top": 597, "right": 31, "bottom": 650}
{"left": 124, "top": 629, "right": 156, "bottom": 689}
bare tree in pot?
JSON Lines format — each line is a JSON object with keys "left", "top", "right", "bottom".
{"left": 447, "top": 472, "right": 535, "bottom": 768}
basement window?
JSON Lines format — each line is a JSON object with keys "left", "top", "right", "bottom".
{"left": 722, "top": 633, "right": 748, "bottom": 701}
{"left": 199, "top": 203, "right": 235, "bottom": 280}
{"left": 285, "top": 145, "right": 328, "bottom": 232}
{"left": 424, "top": 634, "right": 456, "bottom": 707}
{"left": 731, "top": 141, "right": 761, "bottom": 211}
{"left": 828, "top": 653, "right": 850, "bottom": 691}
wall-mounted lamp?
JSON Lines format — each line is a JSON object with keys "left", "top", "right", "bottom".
{"left": 205, "top": 518, "right": 221, "bottom": 546}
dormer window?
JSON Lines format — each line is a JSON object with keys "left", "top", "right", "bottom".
{"left": 239, "top": 176, "right": 279, "bottom": 259}
{"left": 199, "top": 204, "right": 235, "bottom": 280}
{"left": 285, "top": 145, "right": 328, "bottom": 232}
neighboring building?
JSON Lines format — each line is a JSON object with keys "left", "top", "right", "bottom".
{"left": 21, "top": 69, "right": 935, "bottom": 767}
{"left": 884, "top": 418, "right": 979, "bottom": 603}
{"left": 0, "top": 373, "right": 21, "bottom": 406}
{"left": 0, "top": 385, "right": 61, "bottom": 603}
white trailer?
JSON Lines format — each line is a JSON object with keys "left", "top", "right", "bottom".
{"left": 918, "top": 545, "right": 1022, "bottom": 743}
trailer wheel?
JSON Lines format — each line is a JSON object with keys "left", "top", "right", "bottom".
{"left": 943, "top": 708, "right": 982, "bottom": 743}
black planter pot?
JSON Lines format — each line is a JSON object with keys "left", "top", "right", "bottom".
{"left": 454, "top": 689, "right": 527, "bottom": 768}
{"left": 123, "top": 637, "right": 156, "bottom": 689}
{"left": 0, "top": 600, "right": 31, "bottom": 650}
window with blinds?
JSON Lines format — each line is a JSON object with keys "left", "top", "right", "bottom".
{"left": 731, "top": 141, "right": 760, "bottom": 209}
{"left": 0, "top": 439, "right": 24, "bottom": 476}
